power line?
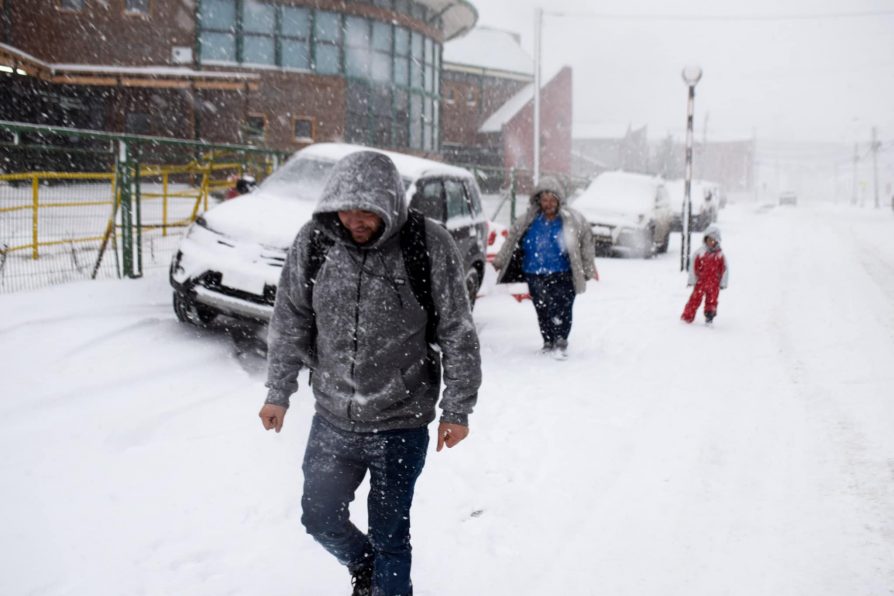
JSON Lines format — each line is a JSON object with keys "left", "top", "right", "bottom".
{"left": 543, "top": 9, "right": 894, "bottom": 22}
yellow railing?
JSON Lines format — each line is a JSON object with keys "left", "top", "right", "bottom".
{"left": 0, "top": 172, "right": 116, "bottom": 259}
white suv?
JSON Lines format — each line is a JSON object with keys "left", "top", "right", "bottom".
{"left": 169, "top": 143, "right": 488, "bottom": 326}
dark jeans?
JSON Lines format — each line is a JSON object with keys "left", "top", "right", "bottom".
{"left": 301, "top": 415, "right": 429, "bottom": 596}
{"left": 525, "top": 271, "right": 576, "bottom": 345}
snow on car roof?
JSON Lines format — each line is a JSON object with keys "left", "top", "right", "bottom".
{"left": 573, "top": 171, "right": 662, "bottom": 212}
{"left": 296, "top": 143, "right": 474, "bottom": 181}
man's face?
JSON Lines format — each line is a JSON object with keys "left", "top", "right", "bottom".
{"left": 338, "top": 210, "right": 383, "bottom": 245}
{"left": 705, "top": 235, "right": 718, "bottom": 248}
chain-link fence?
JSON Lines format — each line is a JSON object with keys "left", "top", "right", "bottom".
{"left": 0, "top": 121, "right": 287, "bottom": 294}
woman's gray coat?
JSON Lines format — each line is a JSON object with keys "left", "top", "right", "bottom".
{"left": 492, "top": 177, "right": 596, "bottom": 294}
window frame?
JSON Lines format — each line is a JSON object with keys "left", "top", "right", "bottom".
{"left": 242, "top": 112, "right": 268, "bottom": 144}
{"left": 123, "top": 0, "right": 151, "bottom": 16}
{"left": 56, "top": 0, "right": 84, "bottom": 12}
{"left": 412, "top": 178, "right": 447, "bottom": 223}
{"left": 293, "top": 116, "right": 315, "bottom": 143}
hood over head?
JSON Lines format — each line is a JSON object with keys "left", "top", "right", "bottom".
{"left": 703, "top": 224, "right": 722, "bottom": 243}
{"left": 529, "top": 176, "right": 566, "bottom": 209}
{"left": 312, "top": 151, "right": 407, "bottom": 248}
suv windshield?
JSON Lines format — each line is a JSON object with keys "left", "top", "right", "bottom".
{"left": 259, "top": 154, "right": 413, "bottom": 203}
{"left": 259, "top": 157, "right": 336, "bottom": 202}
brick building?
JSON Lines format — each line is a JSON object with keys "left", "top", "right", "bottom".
{"left": 1, "top": 2, "right": 573, "bottom": 182}
{"left": 441, "top": 26, "right": 573, "bottom": 184}
{"left": 0, "top": 0, "right": 476, "bottom": 156}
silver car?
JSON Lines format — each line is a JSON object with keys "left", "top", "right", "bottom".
{"left": 170, "top": 143, "right": 488, "bottom": 326}
{"left": 573, "top": 171, "right": 673, "bottom": 258}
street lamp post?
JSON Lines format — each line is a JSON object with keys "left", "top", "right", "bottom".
{"left": 681, "top": 65, "right": 702, "bottom": 272}
{"left": 533, "top": 7, "right": 543, "bottom": 186}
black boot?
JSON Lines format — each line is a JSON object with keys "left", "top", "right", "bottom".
{"left": 705, "top": 311, "right": 716, "bottom": 324}
{"left": 351, "top": 565, "right": 373, "bottom": 596}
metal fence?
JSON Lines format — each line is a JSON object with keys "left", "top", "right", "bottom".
{"left": 0, "top": 121, "right": 287, "bottom": 293}
{"left": 0, "top": 120, "right": 590, "bottom": 294}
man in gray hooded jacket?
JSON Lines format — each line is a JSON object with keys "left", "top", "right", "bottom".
{"left": 258, "top": 151, "right": 481, "bottom": 596}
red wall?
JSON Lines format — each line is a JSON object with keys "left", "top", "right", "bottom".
{"left": 502, "top": 66, "right": 573, "bottom": 177}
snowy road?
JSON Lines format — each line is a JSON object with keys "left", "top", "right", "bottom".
{"left": 1, "top": 201, "right": 893, "bottom": 595}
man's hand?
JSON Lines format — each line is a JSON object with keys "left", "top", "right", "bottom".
{"left": 259, "top": 404, "right": 287, "bottom": 433}
{"left": 436, "top": 422, "right": 469, "bottom": 452}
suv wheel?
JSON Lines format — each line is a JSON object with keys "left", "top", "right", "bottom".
{"left": 173, "top": 291, "right": 218, "bottom": 326}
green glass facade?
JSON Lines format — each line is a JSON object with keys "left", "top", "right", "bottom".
{"left": 197, "top": 0, "right": 441, "bottom": 152}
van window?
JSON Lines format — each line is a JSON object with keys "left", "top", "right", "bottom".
{"left": 462, "top": 179, "right": 483, "bottom": 216}
{"left": 445, "top": 179, "right": 470, "bottom": 220}
{"left": 412, "top": 179, "right": 445, "bottom": 222}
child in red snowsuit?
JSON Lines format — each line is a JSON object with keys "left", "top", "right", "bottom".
{"left": 681, "top": 224, "right": 729, "bottom": 324}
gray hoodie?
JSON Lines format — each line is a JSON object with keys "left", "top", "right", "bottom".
{"left": 265, "top": 151, "right": 481, "bottom": 432}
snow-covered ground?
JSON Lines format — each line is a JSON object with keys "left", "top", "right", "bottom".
{"left": 2, "top": 201, "right": 893, "bottom": 595}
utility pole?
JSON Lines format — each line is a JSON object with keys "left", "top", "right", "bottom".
{"left": 871, "top": 126, "right": 880, "bottom": 208}
{"left": 533, "top": 7, "right": 543, "bottom": 186}
{"left": 680, "top": 66, "right": 702, "bottom": 273}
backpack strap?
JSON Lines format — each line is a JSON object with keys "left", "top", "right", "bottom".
{"left": 303, "top": 211, "right": 438, "bottom": 346}
{"left": 400, "top": 209, "right": 439, "bottom": 344}
{"left": 305, "top": 223, "right": 334, "bottom": 288}
{"left": 303, "top": 223, "right": 334, "bottom": 369}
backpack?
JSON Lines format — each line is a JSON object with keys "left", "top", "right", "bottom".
{"left": 305, "top": 209, "right": 439, "bottom": 344}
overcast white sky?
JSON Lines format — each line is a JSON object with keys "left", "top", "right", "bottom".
{"left": 469, "top": 0, "right": 894, "bottom": 144}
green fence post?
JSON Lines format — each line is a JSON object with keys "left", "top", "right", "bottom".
{"left": 134, "top": 156, "right": 143, "bottom": 278}
{"left": 117, "top": 140, "right": 134, "bottom": 278}
{"left": 509, "top": 167, "right": 517, "bottom": 224}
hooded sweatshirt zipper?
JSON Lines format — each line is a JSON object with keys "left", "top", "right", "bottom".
{"left": 347, "top": 250, "right": 367, "bottom": 421}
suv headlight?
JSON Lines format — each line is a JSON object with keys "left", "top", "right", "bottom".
{"left": 187, "top": 215, "right": 220, "bottom": 240}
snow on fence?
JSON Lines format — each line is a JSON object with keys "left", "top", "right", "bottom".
{"left": 0, "top": 121, "right": 288, "bottom": 294}
{"left": 0, "top": 169, "right": 231, "bottom": 294}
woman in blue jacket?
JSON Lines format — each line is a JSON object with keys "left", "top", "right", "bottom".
{"left": 493, "top": 177, "right": 597, "bottom": 359}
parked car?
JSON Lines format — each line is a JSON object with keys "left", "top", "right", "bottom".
{"left": 666, "top": 179, "right": 719, "bottom": 232}
{"left": 170, "top": 143, "right": 488, "bottom": 326}
{"left": 573, "top": 171, "right": 673, "bottom": 258}
{"left": 779, "top": 191, "right": 798, "bottom": 206}
{"left": 485, "top": 219, "right": 509, "bottom": 263}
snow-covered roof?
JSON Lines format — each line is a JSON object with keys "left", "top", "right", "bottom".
{"left": 0, "top": 42, "right": 257, "bottom": 81}
{"left": 443, "top": 26, "right": 533, "bottom": 77}
{"left": 478, "top": 82, "right": 534, "bottom": 133}
{"left": 417, "top": 0, "right": 478, "bottom": 41}
{"left": 297, "top": 143, "right": 474, "bottom": 181}
{"left": 52, "top": 64, "right": 259, "bottom": 80}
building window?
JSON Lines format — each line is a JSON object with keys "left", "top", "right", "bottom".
{"left": 243, "top": 1, "right": 276, "bottom": 65}
{"left": 125, "top": 112, "right": 151, "bottom": 135}
{"left": 198, "top": 0, "right": 236, "bottom": 62}
{"left": 293, "top": 117, "right": 314, "bottom": 142}
{"left": 393, "top": 27, "right": 410, "bottom": 86}
{"left": 345, "top": 16, "right": 371, "bottom": 79}
{"left": 281, "top": 6, "right": 311, "bottom": 70}
{"left": 125, "top": 0, "right": 149, "bottom": 14}
{"left": 370, "top": 20, "right": 392, "bottom": 83}
{"left": 242, "top": 114, "right": 266, "bottom": 144}
{"left": 313, "top": 10, "right": 342, "bottom": 75}
{"left": 58, "top": 0, "right": 84, "bottom": 10}
{"left": 194, "top": 2, "right": 441, "bottom": 151}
